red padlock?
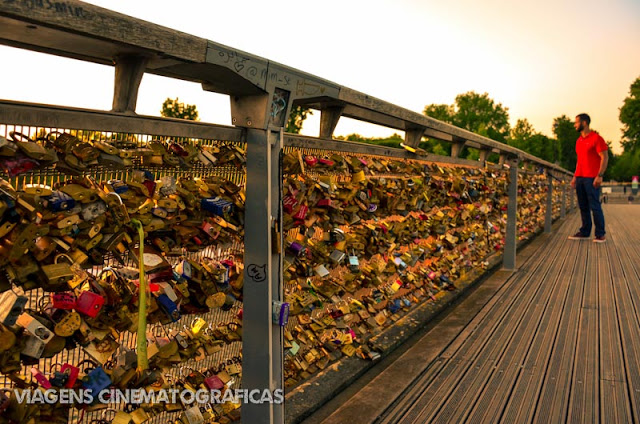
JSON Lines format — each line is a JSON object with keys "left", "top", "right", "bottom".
{"left": 61, "top": 363, "right": 80, "bottom": 388}
{"left": 204, "top": 375, "right": 225, "bottom": 390}
{"left": 303, "top": 156, "right": 318, "bottom": 167}
{"left": 283, "top": 195, "right": 298, "bottom": 214}
{"left": 293, "top": 205, "right": 308, "bottom": 221}
{"left": 318, "top": 157, "right": 334, "bottom": 166}
{"left": 51, "top": 292, "right": 77, "bottom": 310}
{"left": 142, "top": 180, "right": 156, "bottom": 197}
{"left": 75, "top": 291, "right": 105, "bottom": 318}
{"left": 317, "top": 198, "right": 332, "bottom": 208}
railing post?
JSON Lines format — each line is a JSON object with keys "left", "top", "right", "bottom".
{"left": 545, "top": 171, "right": 553, "bottom": 233}
{"left": 319, "top": 106, "right": 344, "bottom": 139}
{"left": 243, "top": 127, "right": 284, "bottom": 424}
{"left": 561, "top": 180, "right": 566, "bottom": 218}
{"left": 111, "top": 54, "right": 148, "bottom": 114}
{"left": 503, "top": 157, "right": 518, "bottom": 271}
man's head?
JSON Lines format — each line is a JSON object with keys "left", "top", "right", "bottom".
{"left": 575, "top": 113, "right": 591, "bottom": 132}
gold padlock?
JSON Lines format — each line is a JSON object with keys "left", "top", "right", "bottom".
{"left": 41, "top": 262, "right": 74, "bottom": 287}
{"left": 24, "top": 184, "right": 53, "bottom": 197}
{"left": 53, "top": 311, "right": 82, "bottom": 337}
{"left": 60, "top": 184, "right": 98, "bottom": 204}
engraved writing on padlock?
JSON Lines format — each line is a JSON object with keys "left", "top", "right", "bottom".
{"left": 76, "top": 291, "right": 105, "bottom": 318}
{"left": 54, "top": 311, "right": 82, "bottom": 337}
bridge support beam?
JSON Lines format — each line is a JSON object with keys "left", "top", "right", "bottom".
{"left": 545, "top": 172, "right": 553, "bottom": 233}
{"left": 503, "top": 158, "right": 519, "bottom": 271}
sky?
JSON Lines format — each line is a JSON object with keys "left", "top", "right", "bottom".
{"left": 0, "top": 0, "right": 638, "bottom": 153}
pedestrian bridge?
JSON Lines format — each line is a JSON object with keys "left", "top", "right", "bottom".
{"left": 313, "top": 204, "right": 640, "bottom": 424}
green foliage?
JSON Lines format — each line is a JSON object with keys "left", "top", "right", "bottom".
{"left": 335, "top": 133, "right": 403, "bottom": 148}
{"left": 610, "top": 148, "right": 640, "bottom": 181}
{"left": 451, "top": 92, "right": 511, "bottom": 143}
{"left": 620, "top": 76, "right": 640, "bottom": 151}
{"left": 552, "top": 115, "right": 577, "bottom": 170}
{"left": 286, "top": 106, "right": 312, "bottom": 134}
{"left": 161, "top": 98, "right": 199, "bottom": 121}
{"left": 423, "top": 91, "right": 511, "bottom": 160}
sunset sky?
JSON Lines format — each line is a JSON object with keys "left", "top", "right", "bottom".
{"left": 0, "top": 0, "right": 638, "bottom": 153}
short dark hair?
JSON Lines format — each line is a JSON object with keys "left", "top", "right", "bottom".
{"left": 576, "top": 113, "right": 591, "bottom": 125}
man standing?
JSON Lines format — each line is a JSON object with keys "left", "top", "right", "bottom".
{"left": 568, "top": 113, "right": 608, "bottom": 242}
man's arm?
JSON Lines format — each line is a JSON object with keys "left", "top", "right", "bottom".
{"left": 594, "top": 150, "right": 608, "bottom": 188}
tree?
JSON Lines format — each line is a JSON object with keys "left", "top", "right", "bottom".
{"left": 423, "top": 92, "right": 511, "bottom": 160}
{"left": 286, "top": 106, "right": 312, "bottom": 134}
{"left": 552, "top": 115, "right": 577, "bottom": 171}
{"left": 620, "top": 76, "right": 640, "bottom": 151}
{"left": 161, "top": 98, "right": 199, "bottom": 121}
{"left": 424, "top": 92, "right": 511, "bottom": 143}
{"left": 508, "top": 119, "right": 536, "bottom": 151}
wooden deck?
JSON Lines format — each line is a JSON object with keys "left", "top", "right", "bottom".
{"left": 313, "top": 205, "right": 640, "bottom": 424}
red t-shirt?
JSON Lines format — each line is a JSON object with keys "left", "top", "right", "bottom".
{"left": 575, "top": 131, "right": 607, "bottom": 178}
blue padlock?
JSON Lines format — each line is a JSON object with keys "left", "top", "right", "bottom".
{"left": 157, "top": 293, "right": 181, "bottom": 322}
{"left": 107, "top": 180, "right": 129, "bottom": 195}
{"left": 43, "top": 191, "right": 75, "bottom": 212}
{"left": 201, "top": 197, "right": 233, "bottom": 216}
{"left": 82, "top": 367, "right": 111, "bottom": 397}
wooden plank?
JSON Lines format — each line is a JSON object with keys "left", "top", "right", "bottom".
{"left": 467, "top": 221, "right": 581, "bottom": 423}
{"left": 427, "top": 230, "right": 574, "bottom": 423}
{"left": 393, "top": 233, "right": 570, "bottom": 423}
{"left": 376, "top": 237, "right": 549, "bottom": 424}
{"left": 566, "top": 239, "right": 599, "bottom": 423}
{"left": 502, "top": 216, "right": 587, "bottom": 424}
{"left": 598, "top": 234, "right": 632, "bottom": 423}
{"left": 608, "top": 206, "right": 640, "bottom": 422}
{"left": 378, "top": 238, "right": 554, "bottom": 423}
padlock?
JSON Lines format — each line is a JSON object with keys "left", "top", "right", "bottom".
{"left": 314, "top": 265, "right": 330, "bottom": 278}
{"left": 21, "top": 334, "right": 45, "bottom": 358}
{"left": 0, "top": 155, "right": 39, "bottom": 177}
{"left": 111, "top": 411, "right": 134, "bottom": 424}
{"left": 53, "top": 310, "right": 82, "bottom": 337}
{"left": 191, "top": 318, "right": 207, "bottom": 336}
{"left": 330, "top": 250, "right": 346, "bottom": 264}
{"left": 157, "top": 294, "right": 181, "bottom": 322}
{"left": 348, "top": 254, "right": 360, "bottom": 272}
{"left": 176, "top": 259, "right": 192, "bottom": 280}
{"left": 76, "top": 291, "right": 105, "bottom": 317}
{"left": 30, "top": 367, "right": 52, "bottom": 389}
{"left": 17, "top": 313, "right": 54, "bottom": 343}
{"left": 0, "top": 291, "right": 28, "bottom": 326}
{"left": 82, "top": 366, "right": 111, "bottom": 396}
{"left": 272, "top": 301, "right": 290, "bottom": 327}
{"left": 182, "top": 406, "right": 205, "bottom": 424}
{"left": 24, "top": 183, "right": 53, "bottom": 197}
{"left": 40, "top": 261, "right": 74, "bottom": 288}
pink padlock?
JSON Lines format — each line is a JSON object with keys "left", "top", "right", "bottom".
{"left": 293, "top": 205, "right": 308, "bottom": 221}
{"left": 31, "top": 367, "right": 52, "bottom": 389}
{"left": 51, "top": 292, "right": 77, "bottom": 310}
{"left": 204, "top": 375, "right": 225, "bottom": 390}
{"left": 75, "top": 291, "right": 105, "bottom": 318}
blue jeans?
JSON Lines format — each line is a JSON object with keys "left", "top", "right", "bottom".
{"left": 575, "top": 177, "right": 605, "bottom": 237}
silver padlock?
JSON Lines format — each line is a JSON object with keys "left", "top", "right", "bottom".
{"left": 21, "top": 335, "right": 45, "bottom": 359}
{"left": 182, "top": 406, "right": 204, "bottom": 424}
{"left": 17, "top": 313, "right": 54, "bottom": 343}
{"left": 0, "top": 291, "right": 28, "bottom": 326}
